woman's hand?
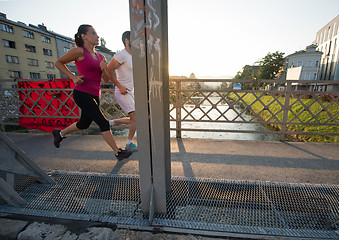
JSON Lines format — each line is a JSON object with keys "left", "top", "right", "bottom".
{"left": 72, "top": 75, "right": 84, "bottom": 85}
{"left": 100, "top": 59, "right": 107, "bottom": 71}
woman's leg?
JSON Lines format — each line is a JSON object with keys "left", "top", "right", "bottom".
{"left": 76, "top": 93, "right": 120, "bottom": 153}
{"left": 101, "top": 130, "right": 119, "bottom": 153}
{"left": 60, "top": 122, "right": 80, "bottom": 137}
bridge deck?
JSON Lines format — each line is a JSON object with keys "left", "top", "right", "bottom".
{"left": 1, "top": 133, "right": 338, "bottom": 239}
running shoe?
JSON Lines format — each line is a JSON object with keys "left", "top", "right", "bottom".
{"left": 115, "top": 148, "right": 133, "bottom": 161}
{"left": 52, "top": 129, "right": 65, "bottom": 148}
{"left": 125, "top": 142, "right": 138, "bottom": 151}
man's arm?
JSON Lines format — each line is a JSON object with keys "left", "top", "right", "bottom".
{"left": 107, "top": 58, "right": 129, "bottom": 94}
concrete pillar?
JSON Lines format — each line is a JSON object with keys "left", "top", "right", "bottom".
{"left": 129, "top": 0, "right": 171, "bottom": 213}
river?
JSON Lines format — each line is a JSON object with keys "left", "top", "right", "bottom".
{"left": 113, "top": 97, "right": 279, "bottom": 141}
{"left": 169, "top": 97, "right": 279, "bottom": 141}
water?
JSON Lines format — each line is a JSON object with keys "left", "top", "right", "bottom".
{"left": 169, "top": 97, "right": 279, "bottom": 141}
{"left": 113, "top": 97, "right": 279, "bottom": 141}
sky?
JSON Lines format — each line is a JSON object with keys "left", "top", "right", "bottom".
{"left": 1, "top": 0, "right": 339, "bottom": 78}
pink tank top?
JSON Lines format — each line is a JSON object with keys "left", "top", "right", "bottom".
{"left": 74, "top": 47, "right": 103, "bottom": 96}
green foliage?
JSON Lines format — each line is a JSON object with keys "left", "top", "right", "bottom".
{"left": 218, "top": 81, "right": 231, "bottom": 90}
{"left": 100, "top": 37, "right": 106, "bottom": 47}
{"left": 233, "top": 65, "right": 262, "bottom": 90}
{"left": 228, "top": 93, "right": 339, "bottom": 143}
{"left": 233, "top": 51, "right": 285, "bottom": 90}
{"left": 258, "top": 51, "right": 285, "bottom": 79}
{"left": 234, "top": 65, "right": 259, "bottom": 80}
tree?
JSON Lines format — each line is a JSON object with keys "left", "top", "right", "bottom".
{"left": 234, "top": 65, "right": 259, "bottom": 80}
{"left": 258, "top": 51, "right": 285, "bottom": 79}
{"left": 233, "top": 65, "right": 260, "bottom": 90}
{"left": 100, "top": 37, "right": 106, "bottom": 47}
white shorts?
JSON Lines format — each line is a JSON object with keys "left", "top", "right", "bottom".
{"left": 115, "top": 89, "right": 135, "bottom": 114}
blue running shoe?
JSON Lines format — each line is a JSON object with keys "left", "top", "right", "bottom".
{"left": 125, "top": 142, "right": 138, "bottom": 151}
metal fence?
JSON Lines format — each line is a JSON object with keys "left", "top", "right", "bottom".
{"left": 1, "top": 78, "right": 338, "bottom": 141}
{"left": 169, "top": 78, "right": 339, "bottom": 141}
{"left": 0, "top": 79, "right": 128, "bottom": 132}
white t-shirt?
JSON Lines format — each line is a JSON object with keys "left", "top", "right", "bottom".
{"left": 113, "top": 49, "right": 133, "bottom": 91}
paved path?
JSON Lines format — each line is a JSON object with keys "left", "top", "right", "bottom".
{"left": 1, "top": 133, "right": 339, "bottom": 239}
{"left": 4, "top": 132, "right": 339, "bottom": 185}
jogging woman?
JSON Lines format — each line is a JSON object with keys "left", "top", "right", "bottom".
{"left": 54, "top": 24, "right": 132, "bottom": 161}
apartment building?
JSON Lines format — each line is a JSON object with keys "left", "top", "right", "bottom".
{"left": 314, "top": 14, "right": 339, "bottom": 91}
{"left": 0, "top": 12, "right": 115, "bottom": 89}
{"left": 284, "top": 44, "right": 322, "bottom": 90}
{"left": 0, "top": 13, "right": 62, "bottom": 88}
{"left": 49, "top": 30, "right": 77, "bottom": 79}
{"left": 95, "top": 45, "right": 115, "bottom": 64}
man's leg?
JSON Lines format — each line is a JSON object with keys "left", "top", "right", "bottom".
{"left": 127, "top": 111, "right": 136, "bottom": 141}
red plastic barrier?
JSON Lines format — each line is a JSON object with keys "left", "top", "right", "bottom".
{"left": 18, "top": 79, "right": 79, "bottom": 133}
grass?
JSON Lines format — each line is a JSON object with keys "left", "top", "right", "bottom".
{"left": 227, "top": 92, "right": 339, "bottom": 143}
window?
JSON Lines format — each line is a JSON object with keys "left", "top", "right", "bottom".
{"left": 3, "top": 39, "right": 16, "bottom": 48}
{"left": 43, "top": 48, "right": 52, "bottom": 56}
{"left": 0, "top": 23, "right": 14, "bottom": 33}
{"left": 333, "top": 23, "right": 336, "bottom": 38}
{"left": 28, "top": 58, "right": 39, "bottom": 66}
{"left": 41, "top": 35, "right": 51, "bottom": 43}
{"left": 9, "top": 70, "right": 21, "bottom": 78}
{"left": 316, "top": 60, "right": 319, "bottom": 67}
{"left": 47, "top": 74, "right": 55, "bottom": 80}
{"left": 45, "top": 61, "right": 54, "bottom": 68}
{"left": 25, "top": 44, "right": 36, "bottom": 52}
{"left": 297, "top": 60, "right": 303, "bottom": 66}
{"left": 23, "top": 30, "right": 34, "bottom": 39}
{"left": 30, "top": 72, "right": 40, "bottom": 79}
{"left": 6, "top": 55, "right": 19, "bottom": 64}
{"left": 306, "top": 60, "right": 313, "bottom": 67}
{"left": 305, "top": 72, "right": 311, "bottom": 80}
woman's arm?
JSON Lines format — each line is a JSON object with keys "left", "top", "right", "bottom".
{"left": 55, "top": 47, "right": 84, "bottom": 84}
{"left": 99, "top": 55, "right": 110, "bottom": 83}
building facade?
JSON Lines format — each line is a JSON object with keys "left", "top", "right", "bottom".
{"left": 0, "top": 13, "right": 61, "bottom": 88}
{"left": 50, "top": 31, "right": 77, "bottom": 79}
{"left": 314, "top": 14, "right": 339, "bottom": 91}
{"left": 95, "top": 45, "right": 115, "bottom": 64}
{"left": 0, "top": 12, "right": 115, "bottom": 89}
{"left": 284, "top": 44, "right": 322, "bottom": 90}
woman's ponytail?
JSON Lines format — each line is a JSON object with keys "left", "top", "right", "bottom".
{"left": 74, "top": 24, "right": 92, "bottom": 47}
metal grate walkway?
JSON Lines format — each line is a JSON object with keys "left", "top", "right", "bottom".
{"left": 0, "top": 171, "right": 338, "bottom": 239}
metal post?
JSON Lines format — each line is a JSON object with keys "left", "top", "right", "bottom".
{"left": 175, "top": 79, "right": 182, "bottom": 138}
{"left": 129, "top": 0, "right": 171, "bottom": 214}
{"left": 280, "top": 81, "right": 292, "bottom": 141}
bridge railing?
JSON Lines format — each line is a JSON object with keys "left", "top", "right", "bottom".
{"left": 169, "top": 78, "right": 339, "bottom": 141}
{"left": 1, "top": 78, "right": 338, "bottom": 141}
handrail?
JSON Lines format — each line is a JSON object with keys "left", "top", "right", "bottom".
{"left": 1, "top": 78, "right": 338, "bottom": 141}
{"left": 169, "top": 78, "right": 338, "bottom": 141}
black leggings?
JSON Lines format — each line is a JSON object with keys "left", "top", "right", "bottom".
{"left": 73, "top": 90, "right": 110, "bottom": 132}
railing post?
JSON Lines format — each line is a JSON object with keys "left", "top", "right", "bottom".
{"left": 280, "top": 81, "right": 292, "bottom": 141}
{"left": 175, "top": 79, "right": 182, "bottom": 138}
